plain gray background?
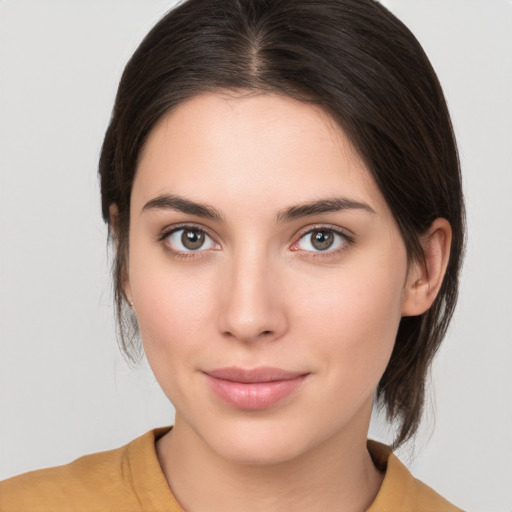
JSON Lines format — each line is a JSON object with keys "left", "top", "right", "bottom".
{"left": 0, "top": 1, "right": 511, "bottom": 510}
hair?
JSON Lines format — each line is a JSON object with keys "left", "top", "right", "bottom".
{"left": 98, "top": 0, "right": 465, "bottom": 448}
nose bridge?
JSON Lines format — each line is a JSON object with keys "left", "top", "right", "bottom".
{"left": 218, "top": 243, "right": 286, "bottom": 342}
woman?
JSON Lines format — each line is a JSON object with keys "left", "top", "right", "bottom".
{"left": 0, "top": 0, "right": 465, "bottom": 510}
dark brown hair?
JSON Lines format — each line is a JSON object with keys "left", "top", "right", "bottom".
{"left": 99, "top": 0, "right": 465, "bottom": 448}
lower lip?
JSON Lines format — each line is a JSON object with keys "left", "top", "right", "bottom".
{"left": 205, "top": 374, "right": 308, "bottom": 410}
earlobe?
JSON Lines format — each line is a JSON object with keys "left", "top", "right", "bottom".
{"left": 401, "top": 218, "right": 452, "bottom": 317}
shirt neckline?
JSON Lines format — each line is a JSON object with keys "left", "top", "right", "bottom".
{"left": 126, "top": 428, "right": 412, "bottom": 512}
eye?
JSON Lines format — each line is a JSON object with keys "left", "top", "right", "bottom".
{"left": 294, "top": 228, "right": 349, "bottom": 253}
{"left": 165, "top": 227, "right": 219, "bottom": 252}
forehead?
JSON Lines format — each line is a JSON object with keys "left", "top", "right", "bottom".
{"left": 133, "top": 91, "right": 387, "bottom": 216}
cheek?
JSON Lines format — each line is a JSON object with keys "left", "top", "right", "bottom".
{"left": 291, "top": 253, "right": 407, "bottom": 382}
{"left": 127, "top": 243, "right": 218, "bottom": 382}
{"left": 136, "top": 272, "right": 213, "bottom": 347}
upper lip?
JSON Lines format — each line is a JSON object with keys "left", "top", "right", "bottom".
{"left": 203, "top": 366, "right": 308, "bottom": 383}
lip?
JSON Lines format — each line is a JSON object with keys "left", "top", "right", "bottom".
{"left": 203, "top": 366, "right": 309, "bottom": 410}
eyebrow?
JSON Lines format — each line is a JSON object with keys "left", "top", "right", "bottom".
{"left": 142, "top": 194, "right": 375, "bottom": 222}
{"left": 276, "top": 197, "right": 375, "bottom": 222}
{"left": 142, "top": 194, "right": 223, "bottom": 221}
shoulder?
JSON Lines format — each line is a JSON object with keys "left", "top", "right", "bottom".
{"left": 367, "top": 440, "right": 463, "bottom": 512}
{"left": 0, "top": 428, "right": 175, "bottom": 512}
{"left": 0, "top": 443, "right": 134, "bottom": 511}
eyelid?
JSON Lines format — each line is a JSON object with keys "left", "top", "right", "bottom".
{"left": 290, "top": 224, "right": 354, "bottom": 254}
{"left": 158, "top": 223, "right": 221, "bottom": 255}
{"left": 158, "top": 221, "right": 217, "bottom": 239}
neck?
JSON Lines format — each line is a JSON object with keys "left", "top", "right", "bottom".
{"left": 156, "top": 407, "right": 383, "bottom": 512}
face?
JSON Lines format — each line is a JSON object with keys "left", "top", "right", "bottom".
{"left": 126, "top": 92, "right": 413, "bottom": 464}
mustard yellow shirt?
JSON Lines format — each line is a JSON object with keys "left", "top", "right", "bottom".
{"left": 0, "top": 427, "right": 461, "bottom": 511}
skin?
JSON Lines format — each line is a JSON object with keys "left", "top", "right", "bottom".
{"left": 120, "top": 92, "right": 451, "bottom": 512}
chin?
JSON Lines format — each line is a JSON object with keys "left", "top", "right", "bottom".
{"left": 216, "top": 438, "right": 306, "bottom": 466}
{"left": 196, "top": 416, "right": 325, "bottom": 466}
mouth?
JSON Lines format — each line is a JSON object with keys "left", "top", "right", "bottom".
{"left": 203, "top": 366, "right": 309, "bottom": 410}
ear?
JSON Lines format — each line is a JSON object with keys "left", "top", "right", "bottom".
{"left": 401, "top": 218, "right": 452, "bottom": 317}
{"left": 109, "top": 203, "right": 133, "bottom": 305}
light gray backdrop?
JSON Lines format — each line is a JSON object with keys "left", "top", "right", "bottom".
{"left": 0, "top": 1, "right": 511, "bottom": 511}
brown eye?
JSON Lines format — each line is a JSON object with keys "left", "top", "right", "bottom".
{"left": 181, "top": 229, "right": 205, "bottom": 250}
{"left": 295, "top": 228, "right": 347, "bottom": 253}
{"left": 311, "top": 230, "right": 334, "bottom": 250}
{"left": 165, "top": 227, "right": 218, "bottom": 252}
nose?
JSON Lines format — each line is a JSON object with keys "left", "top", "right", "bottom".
{"left": 217, "top": 248, "right": 288, "bottom": 343}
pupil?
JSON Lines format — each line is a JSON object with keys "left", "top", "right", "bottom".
{"left": 312, "top": 230, "right": 334, "bottom": 250}
{"left": 182, "top": 229, "right": 205, "bottom": 250}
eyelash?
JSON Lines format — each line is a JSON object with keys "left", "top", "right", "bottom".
{"left": 292, "top": 225, "right": 354, "bottom": 258}
{"left": 158, "top": 224, "right": 219, "bottom": 260}
{"left": 157, "top": 223, "right": 354, "bottom": 259}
